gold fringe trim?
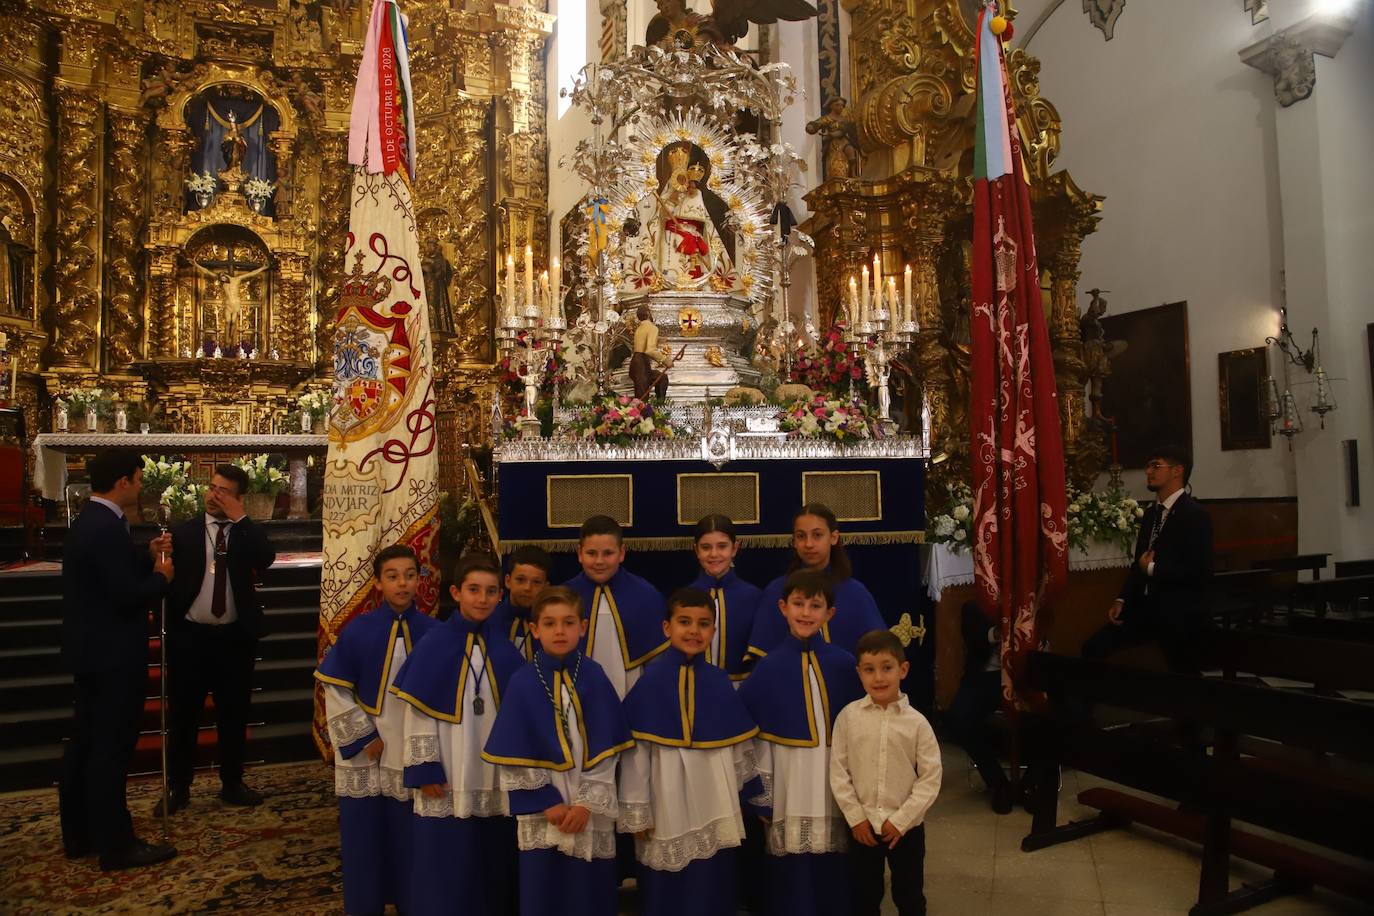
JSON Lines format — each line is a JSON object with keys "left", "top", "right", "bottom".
{"left": 499, "top": 530, "right": 925, "bottom": 554}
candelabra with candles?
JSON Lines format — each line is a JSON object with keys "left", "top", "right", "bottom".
{"left": 497, "top": 244, "right": 565, "bottom": 438}
{"left": 843, "top": 254, "right": 919, "bottom": 429}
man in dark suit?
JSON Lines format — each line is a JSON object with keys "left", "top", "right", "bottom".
{"left": 157, "top": 463, "right": 276, "bottom": 816}
{"left": 1082, "top": 445, "right": 1214, "bottom": 673}
{"left": 944, "top": 601, "right": 1016, "bottom": 813}
{"left": 59, "top": 450, "right": 177, "bottom": 871}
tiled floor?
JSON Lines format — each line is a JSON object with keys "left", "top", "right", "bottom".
{"left": 909, "top": 745, "right": 1369, "bottom": 915}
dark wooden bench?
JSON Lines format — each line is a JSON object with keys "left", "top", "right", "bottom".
{"left": 1204, "top": 627, "right": 1374, "bottom": 694}
{"left": 1021, "top": 651, "right": 1374, "bottom": 914}
{"left": 1290, "top": 574, "right": 1374, "bottom": 618}
{"left": 1288, "top": 614, "right": 1374, "bottom": 643}
{"left": 1336, "top": 559, "right": 1374, "bottom": 578}
{"left": 1207, "top": 569, "right": 1275, "bottom": 629}
{"left": 1251, "top": 553, "right": 1331, "bottom": 580}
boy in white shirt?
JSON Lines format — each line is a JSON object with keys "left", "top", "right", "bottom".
{"left": 829, "top": 629, "right": 942, "bottom": 916}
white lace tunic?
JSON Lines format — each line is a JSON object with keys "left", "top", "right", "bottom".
{"left": 324, "top": 637, "right": 411, "bottom": 802}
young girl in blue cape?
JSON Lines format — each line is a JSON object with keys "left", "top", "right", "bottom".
{"left": 563, "top": 515, "right": 667, "bottom": 698}
{"left": 740, "top": 570, "right": 865, "bottom": 916}
{"left": 390, "top": 553, "right": 527, "bottom": 916}
{"left": 619, "top": 587, "right": 762, "bottom": 916}
{"left": 688, "top": 514, "right": 761, "bottom": 683}
{"left": 747, "top": 503, "right": 884, "bottom": 659}
{"left": 482, "top": 585, "right": 634, "bottom": 916}
{"left": 316, "top": 545, "right": 441, "bottom": 916}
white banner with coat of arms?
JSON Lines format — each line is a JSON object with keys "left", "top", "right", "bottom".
{"left": 313, "top": 0, "right": 439, "bottom": 758}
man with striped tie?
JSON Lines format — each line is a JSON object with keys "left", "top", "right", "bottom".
{"left": 158, "top": 463, "right": 276, "bottom": 816}
{"left": 1083, "top": 445, "right": 1214, "bottom": 674}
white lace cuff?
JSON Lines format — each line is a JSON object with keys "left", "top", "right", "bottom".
{"left": 767, "top": 814, "right": 848, "bottom": 856}
{"left": 572, "top": 777, "right": 617, "bottom": 818}
{"left": 405, "top": 735, "right": 440, "bottom": 766}
{"left": 617, "top": 800, "right": 652, "bottom": 833}
{"left": 516, "top": 813, "right": 618, "bottom": 861}
{"left": 328, "top": 706, "right": 373, "bottom": 750}
{"left": 748, "top": 772, "right": 773, "bottom": 808}
{"left": 334, "top": 764, "right": 378, "bottom": 798}
{"left": 414, "top": 788, "right": 509, "bottom": 819}
{"left": 637, "top": 814, "right": 744, "bottom": 872}
{"left": 500, "top": 767, "right": 553, "bottom": 792}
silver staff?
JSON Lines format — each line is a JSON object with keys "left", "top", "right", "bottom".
{"left": 156, "top": 504, "right": 172, "bottom": 841}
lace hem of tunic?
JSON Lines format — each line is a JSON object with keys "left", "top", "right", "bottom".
{"left": 617, "top": 801, "right": 652, "bottom": 833}
{"left": 572, "top": 778, "right": 617, "bottom": 817}
{"left": 328, "top": 706, "right": 373, "bottom": 749}
{"left": 748, "top": 772, "right": 773, "bottom": 808}
{"left": 767, "top": 814, "right": 849, "bottom": 856}
{"left": 334, "top": 764, "right": 408, "bottom": 801}
{"left": 516, "top": 814, "right": 617, "bottom": 861}
{"left": 734, "top": 745, "right": 759, "bottom": 789}
{"left": 405, "top": 735, "right": 440, "bottom": 766}
{"left": 637, "top": 814, "right": 743, "bottom": 872}
{"left": 413, "top": 788, "right": 508, "bottom": 819}
{"left": 500, "top": 767, "right": 553, "bottom": 792}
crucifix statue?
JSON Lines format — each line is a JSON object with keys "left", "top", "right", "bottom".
{"left": 194, "top": 256, "right": 270, "bottom": 346}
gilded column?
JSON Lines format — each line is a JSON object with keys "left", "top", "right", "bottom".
{"left": 49, "top": 82, "right": 103, "bottom": 368}
{"left": 314, "top": 131, "right": 349, "bottom": 371}
{"left": 147, "top": 247, "right": 180, "bottom": 358}
{"left": 104, "top": 107, "right": 149, "bottom": 369}
{"left": 449, "top": 96, "right": 493, "bottom": 365}
{"left": 274, "top": 251, "right": 311, "bottom": 362}
{"left": 1044, "top": 234, "right": 1088, "bottom": 472}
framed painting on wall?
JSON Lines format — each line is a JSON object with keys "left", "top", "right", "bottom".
{"left": 1218, "top": 347, "right": 1272, "bottom": 450}
{"left": 1099, "top": 301, "right": 1192, "bottom": 468}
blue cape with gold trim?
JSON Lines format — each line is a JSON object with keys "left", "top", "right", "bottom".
{"left": 747, "top": 571, "right": 884, "bottom": 659}
{"left": 564, "top": 569, "right": 668, "bottom": 670}
{"left": 624, "top": 647, "right": 758, "bottom": 748}
{"left": 314, "top": 604, "right": 440, "bottom": 715}
{"left": 691, "top": 568, "right": 762, "bottom": 679}
{"left": 494, "top": 597, "right": 535, "bottom": 661}
{"left": 738, "top": 636, "right": 862, "bottom": 747}
{"left": 389, "top": 612, "right": 525, "bottom": 723}
{"left": 481, "top": 650, "right": 633, "bottom": 771}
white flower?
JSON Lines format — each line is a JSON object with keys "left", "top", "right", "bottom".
{"left": 952, "top": 505, "right": 970, "bottom": 521}
{"left": 1135, "top": 507, "right": 1144, "bottom": 518}
{"left": 953, "top": 529, "right": 967, "bottom": 541}
{"left": 637, "top": 419, "right": 654, "bottom": 435}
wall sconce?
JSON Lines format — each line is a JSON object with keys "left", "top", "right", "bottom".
{"left": 1263, "top": 304, "right": 1337, "bottom": 447}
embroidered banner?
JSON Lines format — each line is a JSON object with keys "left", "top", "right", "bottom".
{"left": 969, "top": 2, "right": 1069, "bottom": 708}
{"left": 315, "top": 0, "right": 438, "bottom": 758}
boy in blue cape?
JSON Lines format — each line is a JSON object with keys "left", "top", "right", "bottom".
{"left": 315, "top": 544, "right": 441, "bottom": 916}
{"left": 390, "top": 553, "right": 527, "bottom": 916}
{"left": 747, "top": 504, "right": 884, "bottom": 660}
{"left": 494, "top": 545, "right": 552, "bottom": 661}
{"left": 739, "top": 569, "right": 865, "bottom": 916}
{"left": 482, "top": 585, "right": 634, "bottom": 916}
{"left": 562, "top": 515, "right": 666, "bottom": 698}
{"left": 619, "top": 587, "right": 762, "bottom": 916}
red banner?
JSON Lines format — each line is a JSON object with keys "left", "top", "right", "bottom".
{"left": 969, "top": 11, "right": 1069, "bottom": 708}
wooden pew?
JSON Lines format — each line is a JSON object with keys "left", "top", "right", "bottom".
{"left": 1021, "top": 652, "right": 1374, "bottom": 914}
{"left": 1204, "top": 627, "right": 1374, "bottom": 694}
{"left": 1251, "top": 553, "right": 1331, "bottom": 580}
{"left": 1207, "top": 569, "right": 1274, "bottom": 629}
{"left": 1335, "top": 559, "right": 1374, "bottom": 578}
{"left": 1288, "top": 614, "right": 1374, "bottom": 643}
{"left": 1290, "top": 574, "right": 1374, "bottom": 618}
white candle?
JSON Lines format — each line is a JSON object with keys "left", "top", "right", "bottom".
{"left": 872, "top": 252, "right": 882, "bottom": 310}
{"left": 524, "top": 245, "right": 534, "bottom": 315}
{"left": 551, "top": 257, "right": 561, "bottom": 320}
{"left": 505, "top": 254, "right": 516, "bottom": 321}
{"left": 847, "top": 276, "right": 858, "bottom": 325}
{"left": 860, "top": 265, "right": 870, "bottom": 318}
{"left": 903, "top": 265, "right": 913, "bottom": 324}
{"left": 8, "top": 354, "right": 15, "bottom": 401}
{"left": 540, "top": 271, "right": 551, "bottom": 319}
{"left": 886, "top": 277, "right": 897, "bottom": 317}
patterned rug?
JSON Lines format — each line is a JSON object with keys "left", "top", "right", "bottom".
{"left": 0, "top": 761, "right": 344, "bottom": 915}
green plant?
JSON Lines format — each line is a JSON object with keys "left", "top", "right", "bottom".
{"left": 141, "top": 455, "right": 192, "bottom": 493}
{"left": 161, "top": 481, "right": 207, "bottom": 521}
{"left": 65, "top": 388, "right": 114, "bottom": 418}
{"left": 232, "top": 454, "right": 289, "bottom": 495}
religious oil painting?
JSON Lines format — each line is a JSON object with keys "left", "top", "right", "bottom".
{"left": 1099, "top": 301, "right": 1192, "bottom": 468}
{"left": 1218, "top": 347, "right": 1272, "bottom": 451}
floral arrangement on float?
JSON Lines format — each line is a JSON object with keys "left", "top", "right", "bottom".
{"left": 232, "top": 453, "right": 288, "bottom": 520}
{"left": 788, "top": 321, "right": 866, "bottom": 397}
{"left": 928, "top": 482, "right": 1143, "bottom": 553}
{"left": 566, "top": 395, "right": 684, "bottom": 445}
{"left": 499, "top": 332, "right": 569, "bottom": 398}
{"left": 777, "top": 395, "right": 875, "bottom": 442}
{"left": 160, "top": 481, "right": 208, "bottom": 523}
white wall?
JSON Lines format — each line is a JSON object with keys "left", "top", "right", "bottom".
{"left": 545, "top": 0, "right": 602, "bottom": 256}
{"left": 1026, "top": 0, "right": 1295, "bottom": 504}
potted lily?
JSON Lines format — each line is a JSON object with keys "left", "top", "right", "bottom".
{"left": 232, "top": 454, "right": 288, "bottom": 519}
{"left": 242, "top": 177, "right": 275, "bottom": 214}
{"left": 185, "top": 172, "right": 218, "bottom": 208}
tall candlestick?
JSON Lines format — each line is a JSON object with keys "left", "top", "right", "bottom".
{"left": 860, "top": 266, "right": 870, "bottom": 320}
{"left": 886, "top": 277, "right": 897, "bottom": 318}
{"left": 551, "top": 257, "right": 561, "bottom": 320}
{"left": 524, "top": 245, "right": 534, "bottom": 315}
{"left": 505, "top": 254, "right": 516, "bottom": 321}
{"left": 848, "top": 276, "right": 858, "bottom": 325}
{"left": 903, "top": 265, "right": 913, "bottom": 324}
{"left": 508, "top": 210, "right": 516, "bottom": 261}
{"left": 872, "top": 252, "right": 882, "bottom": 309}
{"left": 540, "top": 271, "right": 551, "bottom": 319}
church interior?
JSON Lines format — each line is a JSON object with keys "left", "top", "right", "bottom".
{"left": 0, "top": 0, "right": 1372, "bottom": 912}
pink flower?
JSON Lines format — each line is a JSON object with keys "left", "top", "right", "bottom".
{"left": 618, "top": 396, "right": 630, "bottom": 406}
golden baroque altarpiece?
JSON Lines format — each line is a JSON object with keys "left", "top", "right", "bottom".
{"left": 0, "top": 0, "right": 1106, "bottom": 499}
{"left": 801, "top": 0, "right": 1105, "bottom": 493}
{"left": 0, "top": 0, "right": 550, "bottom": 492}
